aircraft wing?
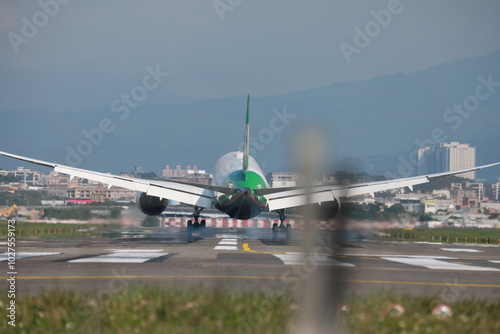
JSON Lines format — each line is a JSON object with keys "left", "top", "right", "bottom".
{"left": 0, "top": 151, "right": 216, "bottom": 208}
{"left": 256, "top": 162, "right": 500, "bottom": 211}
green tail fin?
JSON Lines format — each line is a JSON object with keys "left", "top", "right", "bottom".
{"left": 243, "top": 95, "right": 250, "bottom": 177}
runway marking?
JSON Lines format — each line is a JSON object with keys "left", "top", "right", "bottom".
{"left": 1, "top": 275, "right": 500, "bottom": 289}
{"left": 441, "top": 248, "right": 482, "bottom": 253}
{"left": 273, "top": 254, "right": 355, "bottom": 267}
{"left": 105, "top": 249, "right": 165, "bottom": 253}
{"left": 214, "top": 246, "right": 238, "bottom": 250}
{"left": 68, "top": 249, "right": 168, "bottom": 263}
{"left": 489, "top": 260, "right": 500, "bottom": 264}
{"left": 214, "top": 239, "right": 238, "bottom": 250}
{"left": 242, "top": 243, "right": 280, "bottom": 254}
{"left": 382, "top": 257, "right": 500, "bottom": 271}
{"left": 345, "top": 254, "right": 457, "bottom": 259}
{"left": 218, "top": 240, "right": 238, "bottom": 245}
{"left": 0, "top": 252, "right": 61, "bottom": 261}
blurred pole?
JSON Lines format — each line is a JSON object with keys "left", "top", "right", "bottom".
{"left": 292, "top": 126, "right": 348, "bottom": 334}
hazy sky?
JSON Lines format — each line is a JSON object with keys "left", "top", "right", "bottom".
{"left": 1, "top": 0, "right": 500, "bottom": 111}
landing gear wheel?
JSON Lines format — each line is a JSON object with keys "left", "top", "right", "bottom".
{"left": 285, "top": 224, "right": 292, "bottom": 241}
{"left": 187, "top": 220, "right": 193, "bottom": 240}
{"left": 200, "top": 220, "right": 206, "bottom": 229}
{"left": 272, "top": 223, "right": 278, "bottom": 241}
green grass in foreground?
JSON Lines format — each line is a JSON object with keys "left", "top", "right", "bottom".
{"left": 345, "top": 293, "right": 500, "bottom": 334}
{"left": 1, "top": 289, "right": 500, "bottom": 334}
{"left": 0, "top": 220, "right": 94, "bottom": 237}
{"left": 375, "top": 228, "right": 500, "bottom": 244}
{"left": 1, "top": 289, "right": 292, "bottom": 334}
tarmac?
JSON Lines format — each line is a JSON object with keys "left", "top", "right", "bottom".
{"left": 2, "top": 227, "right": 500, "bottom": 301}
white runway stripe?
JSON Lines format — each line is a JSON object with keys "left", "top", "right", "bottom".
{"left": 218, "top": 241, "right": 238, "bottom": 245}
{"left": 214, "top": 239, "right": 238, "bottom": 250}
{"left": 382, "top": 257, "right": 500, "bottom": 271}
{"left": 0, "top": 252, "right": 60, "bottom": 261}
{"left": 215, "top": 246, "right": 238, "bottom": 250}
{"left": 105, "top": 249, "right": 165, "bottom": 253}
{"left": 441, "top": 248, "right": 482, "bottom": 253}
{"left": 273, "top": 254, "right": 355, "bottom": 267}
{"left": 69, "top": 249, "right": 168, "bottom": 263}
{"left": 343, "top": 254, "right": 457, "bottom": 259}
{"left": 489, "top": 260, "right": 500, "bottom": 264}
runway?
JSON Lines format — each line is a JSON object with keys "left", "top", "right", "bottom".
{"left": 2, "top": 228, "right": 500, "bottom": 301}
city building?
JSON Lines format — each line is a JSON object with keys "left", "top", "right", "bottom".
{"left": 271, "top": 172, "right": 302, "bottom": 188}
{"left": 0, "top": 167, "right": 45, "bottom": 186}
{"left": 394, "top": 193, "right": 430, "bottom": 213}
{"left": 133, "top": 165, "right": 144, "bottom": 176}
{"left": 465, "top": 182, "right": 485, "bottom": 202}
{"left": 67, "top": 186, "right": 136, "bottom": 201}
{"left": 451, "top": 182, "right": 485, "bottom": 204}
{"left": 162, "top": 165, "right": 206, "bottom": 178}
{"left": 422, "top": 199, "right": 456, "bottom": 214}
{"left": 432, "top": 189, "right": 451, "bottom": 199}
{"left": 168, "top": 175, "right": 213, "bottom": 186}
{"left": 417, "top": 142, "right": 476, "bottom": 179}
{"left": 493, "top": 179, "right": 500, "bottom": 202}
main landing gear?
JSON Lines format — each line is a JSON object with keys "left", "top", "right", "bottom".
{"left": 272, "top": 209, "right": 292, "bottom": 242}
{"left": 187, "top": 206, "right": 206, "bottom": 239}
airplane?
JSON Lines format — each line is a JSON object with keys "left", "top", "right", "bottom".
{"left": 1, "top": 95, "right": 499, "bottom": 240}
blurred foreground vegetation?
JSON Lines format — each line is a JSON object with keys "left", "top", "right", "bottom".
{"left": 0, "top": 220, "right": 94, "bottom": 237}
{"left": 1, "top": 289, "right": 499, "bottom": 333}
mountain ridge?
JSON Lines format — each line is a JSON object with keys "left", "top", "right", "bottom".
{"left": 1, "top": 51, "right": 499, "bottom": 181}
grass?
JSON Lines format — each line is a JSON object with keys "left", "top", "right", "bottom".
{"left": 344, "top": 292, "right": 500, "bottom": 334}
{"left": 374, "top": 228, "right": 500, "bottom": 244}
{"left": 1, "top": 289, "right": 500, "bottom": 333}
{"left": 0, "top": 220, "right": 95, "bottom": 237}
{"left": 0, "top": 289, "right": 292, "bottom": 334}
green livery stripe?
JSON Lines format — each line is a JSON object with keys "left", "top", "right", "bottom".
{"left": 218, "top": 170, "right": 268, "bottom": 206}
{"left": 225, "top": 170, "right": 267, "bottom": 191}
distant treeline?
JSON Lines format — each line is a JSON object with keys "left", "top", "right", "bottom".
{"left": 44, "top": 208, "right": 121, "bottom": 220}
{"left": 44, "top": 207, "right": 92, "bottom": 220}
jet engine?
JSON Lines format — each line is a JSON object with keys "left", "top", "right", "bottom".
{"left": 136, "top": 192, "right": 168, "bottom": 216}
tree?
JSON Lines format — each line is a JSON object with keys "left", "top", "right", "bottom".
{"left": 387, "top": 203, "right": 406, "bottom": 215}
{"left": 0, "top": 175, "right": 20, "bottom": 183}
{"left": 417, "top": 213, "right": 433, "bottom": 222}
